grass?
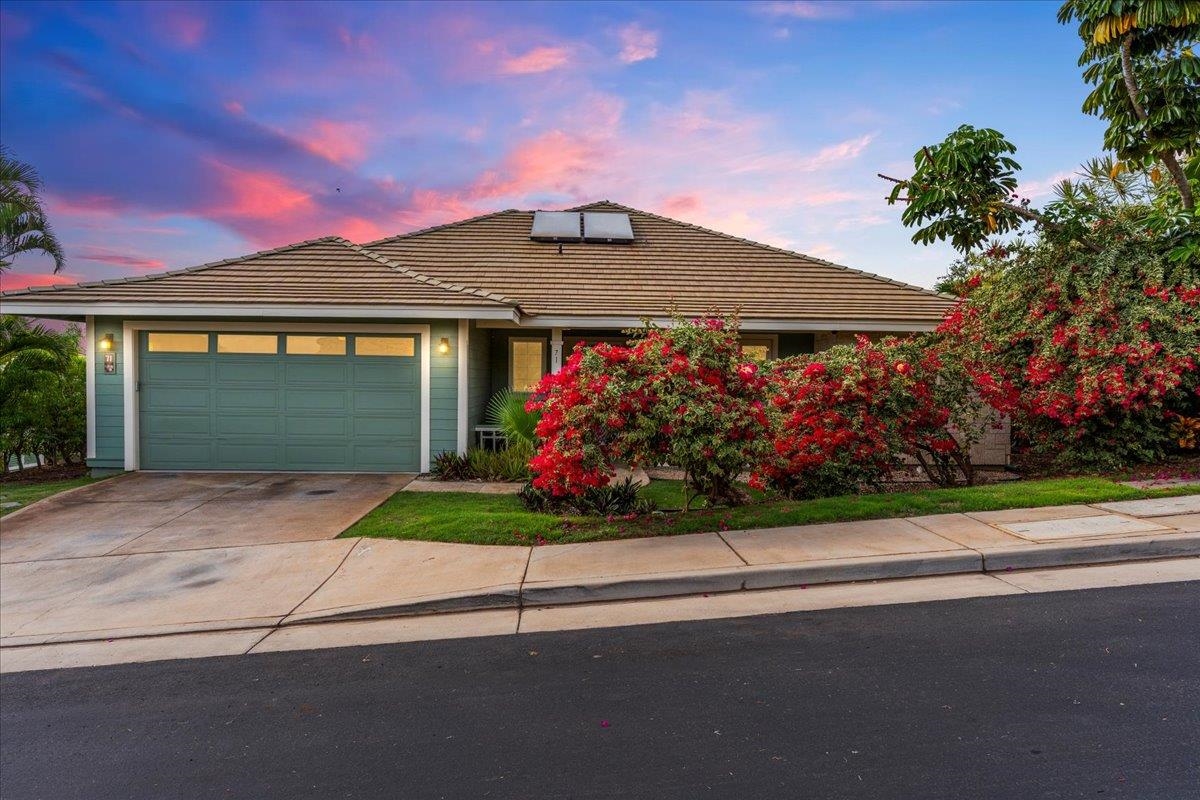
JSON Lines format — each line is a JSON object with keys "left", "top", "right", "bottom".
{"left": 342, "top": 476, "right": 1200, "bottom": 547}
{"left": 0, "top": 476, "right": 96, "bottom": 517}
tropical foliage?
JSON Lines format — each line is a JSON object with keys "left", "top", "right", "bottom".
{"left": 0, "top": 147, "right": 64, "bottom": 274}
{"left": 0, "top": 316, "right": 85, "bottom": 469}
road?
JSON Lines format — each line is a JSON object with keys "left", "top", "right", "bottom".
{"left": 2, "top": 581, "right": 1198, "bottom": 800}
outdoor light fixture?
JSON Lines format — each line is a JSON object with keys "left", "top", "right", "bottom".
{"left": 437, "top": 337, "right": 451, "bottom": 355}
{"left": 99, "top": 333, "right": 115, "bottom": 351}
{"left": 99, "top": 333, "right": 117, "bottom": 373}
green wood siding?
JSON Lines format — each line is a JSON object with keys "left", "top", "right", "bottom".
{"left": 428, "top": 320, "right": 459, "bottom": 458}
{"left": 90, "top": 317, "right": 125, "bottom": 470}
{"left": 467, "top": 320, "right": 491, "bottom": 431}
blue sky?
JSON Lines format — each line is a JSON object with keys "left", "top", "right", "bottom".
{"left": 0, "top": 0, "right": 1102, "bottom": 291}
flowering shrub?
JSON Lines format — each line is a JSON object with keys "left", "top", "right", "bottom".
{"left": 937, "top": 221, "right": 1200, "bottom": 468}
{"left": 526, "top": 315, "right": 773, "bottom": 507}
{"left": 756, "top": 335, "right": 983, "bottom": 498}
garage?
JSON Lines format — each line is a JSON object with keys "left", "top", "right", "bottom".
{"left": 137, "top": 330, "right": 421, "bottom": 471}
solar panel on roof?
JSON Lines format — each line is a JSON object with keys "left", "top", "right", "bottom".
{"left": 582, "top": 212, "right": 634, "bottom": 243}
{"left": 530, "top": 211, "right": 582, "bottom": 241}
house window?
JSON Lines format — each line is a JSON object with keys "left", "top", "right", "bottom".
{"left": 739, "top": 336, "right": 775, "bottom": 362}
{"left": 147, "top": 332, "right": 209, "bottom": 353}
{"left": 356, "top": 336, "right": 415, "bottom": 357}
{"left": 286, "top": 335, "right": 347, "bottom": 355}
{"left": 510, "top": 339, "right": 546, "bottom": 392}
{"left": 217, "top": 334, "right": 278, "bottom": 354}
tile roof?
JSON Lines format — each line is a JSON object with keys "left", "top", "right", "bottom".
{"left": 0, "top": 237, "right": 515, "bottom": 308}
{"left": 364, "top": 201, "right": 953, "bottom": 324}
{"left": 1, "top": 202, "right": 952, "bottom": 325}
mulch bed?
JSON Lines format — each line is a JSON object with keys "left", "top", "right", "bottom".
{"left": 0, "top": 463, "right": 90, "bottom": 486}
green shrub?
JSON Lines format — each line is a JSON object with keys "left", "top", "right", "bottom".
{"left": 431, "top": 450, "right": 472, "bottom": 480}
{"left": 518, "top": 476, "right": 654, "bottom": 516}
{"left": 485, "top": 389, "right": 541, "bottom": 447}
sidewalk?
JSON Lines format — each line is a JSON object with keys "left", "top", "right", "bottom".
{"left": 2, "top": 494, "right": 1198, "bottom": 650}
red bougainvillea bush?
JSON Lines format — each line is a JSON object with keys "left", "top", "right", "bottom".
{"left": 938, "top": 223, "right": 1200, "bottom": 469}
{"left": 756, "top": 335, "right": 984, "bottom": 499}
{"left": 526, "top": 315, "right": 773, "bottom": 507}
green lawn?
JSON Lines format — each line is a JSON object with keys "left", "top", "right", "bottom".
{"left": 0, "top": 476, "right": 96, "bottom": 517}
{"left": 343, "top": 476, "right": 1199, "bottom": 546}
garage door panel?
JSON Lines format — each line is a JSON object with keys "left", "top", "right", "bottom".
{"left": 354, "top": 444, "right": 417, "bottom": 471}
{"left": 139, "top": 330, "right": 420, "bottom": 472}
{"left": 354, "top": 416, "right": 418, "bottom": 437}
{"left": 141, "top": 359, "right": 210, "bottom": 383}
{"left": 143, "top": 413, "right": 211, "bottom": 436}
{"left": 146, "top": 441, "right": 215, "bottom": 468}
{"left": 285, "top": 416, "right": 349, "bottom": 437}
{"left": 216, "top": 389, "right": 280, "bottom": 411}
{"left": 353, "top": 390, "right": 416, "bottom": 413}
{"left": 284, "top": 443, "right": 352, "bottom": 470}
{"left": 215, "top": 441, "right": 282, "bottom": 468}
{"left": 286, "top": 362, "right": 349, "bottom": 385}
{"left": 285, "top": 389, "right": 348, "bottom": 411}
{"left": 145, "top": 387, "right": 211, "bottom": 410}
{"left": 352, "top": 361, "right": 417, "bottom": 386}
{"left": 216, "top": 361, "right": 282, "bottom": 383}
{"left": 216, "top": 415, "right": 282, "bottom": 436}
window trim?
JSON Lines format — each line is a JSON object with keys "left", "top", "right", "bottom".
{"left": 739, "top": 334, "right": 778, "bottom": 361}
{"left": 509, "top": 337, "right": 547, "bottom": 392}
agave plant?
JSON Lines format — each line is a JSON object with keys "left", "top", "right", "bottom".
{"left": 485, "top": 388, "right": 541, "bottom": 447}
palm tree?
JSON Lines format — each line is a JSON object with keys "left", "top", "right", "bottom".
{"left": 0, "top": 147, "right": 65, "bottom": 273}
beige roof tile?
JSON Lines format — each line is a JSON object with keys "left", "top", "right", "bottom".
{"left": 1, "top": 237, "right": 515, "bottom": 308}
{"left": 364, "top": 202, "right": 952, "bottom": 323}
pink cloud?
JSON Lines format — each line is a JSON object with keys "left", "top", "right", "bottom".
{"left": 336, "top": 217, "right": 389, "bottom": 244}
{"left": 156, "top": 7, "right": 207, "bottom": 48}
{"left": 500, "top": 45, "right": 572, "bottom": 75}
{"left": 295, "top": 119, "right": 372, "bottom": 166}
{"left": 207, "top": 158, "right": 316, "bottom": 230}
{"left": 756, "top": 1, "right": 851, "bottom": 20}
{"left": 617, "top": 23, "right": 659, "bottom": 64}
{"left": 224, "top": 100, "right": 245, "bottom": 115}
{"left": 660, "top": 194, "right": 702, "bottom": 216}
{"left": 0, "top": 10, "right": 31, "bottom": 41}
{"left": 75, "top": 248, "right": 166, "bottom": 271}
{"left": 0, "top": 272, "right": 80, "bottom": 291}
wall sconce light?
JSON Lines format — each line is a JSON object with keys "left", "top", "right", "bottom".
{"left": 99, "top": 333, "right": 115, "bottom": 351}
{"left": 437, "top": 337, "right": 451, "bottom": 356}
{"left": 99, "top": 333, "right": 117, "bottom": 373}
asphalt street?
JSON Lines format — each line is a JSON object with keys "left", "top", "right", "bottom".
{"left": 2, "top": 581, "right": 1198, "bottom": 800}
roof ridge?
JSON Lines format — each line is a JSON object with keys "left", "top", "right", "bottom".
{"left": 361, "top": 208, "right": 520, "bottom": 247}
{"left": 563, "top": 200, "right": 946, "bottom": 299}
{"left": 0, "top": 235, "right": 344, "bottom": 298}
{"left": 340, "top": 239, "right": 520, "bottom": 308}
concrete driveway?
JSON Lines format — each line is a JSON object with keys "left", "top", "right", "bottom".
{"left": 0, "top": 472, "right": 411, "bottom": 562}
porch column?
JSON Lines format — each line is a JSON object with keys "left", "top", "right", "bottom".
{"left": 550, "top": 327, "right": 564, "bottom": 372}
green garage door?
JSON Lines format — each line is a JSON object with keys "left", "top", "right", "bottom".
{"left": 139, "top": 331, "right": 420, "bottom": 471}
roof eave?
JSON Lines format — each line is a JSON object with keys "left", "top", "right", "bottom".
{"left": 0, "top": 299, "right": 522, "bottom": 322}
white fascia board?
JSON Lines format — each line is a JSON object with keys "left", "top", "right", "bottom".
{"left": 0, "top": 302, "right": 519, "bottom": 322}
{"left": 491, "top": 315, "right": 938, "bottom": 333}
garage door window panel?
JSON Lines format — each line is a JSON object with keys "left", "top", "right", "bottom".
{"left": 218, "top": 334, "right": 278, "bottom": 354}
{"left": 147, "top": 332, "right": 209, "bottom": 353}
{"left": 286, "top": 335, "right": 346, "bottom": 355}
{"left": 355, "top": 336, "right": 415, "bottom": 357}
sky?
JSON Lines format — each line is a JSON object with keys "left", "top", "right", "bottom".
{"left": 0, "top": 0, "right": 1105, "bottom": 293}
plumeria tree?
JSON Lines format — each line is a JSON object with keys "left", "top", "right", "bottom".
{"left": 527, "top": 314, "right": 773, "bottom": 509}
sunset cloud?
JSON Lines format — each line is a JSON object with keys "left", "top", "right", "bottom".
{"left": 617, "top": 24, "right": 659, "bottom": 64}
{"left": 75, "top": 248, "right": 166, "bottom": 270}
{"left": 500, "top": 45, "right": 572, "bottom": 75}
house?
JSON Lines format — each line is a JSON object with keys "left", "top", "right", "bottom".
{"left": 2, "top": 201, "right": 998, "bottom": 475}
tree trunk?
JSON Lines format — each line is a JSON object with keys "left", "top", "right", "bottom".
{"left": 1121, "top": 34, "right": 1195, "bottom": 210}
